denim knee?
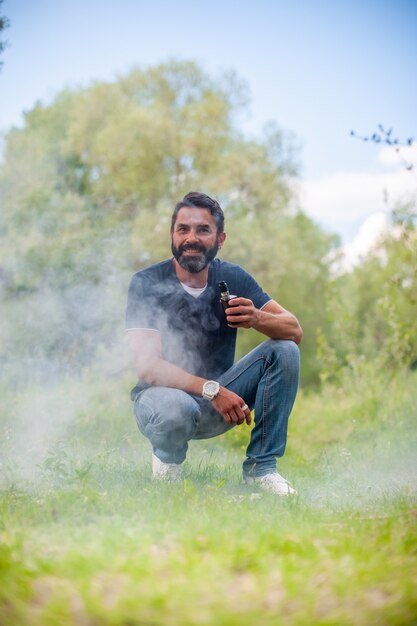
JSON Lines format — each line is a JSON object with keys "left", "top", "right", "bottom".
{"left": 135, "top": 387, "right": 200, "bottom": 442}
{"left": 264, "top": 338, "right": 299, "bottom": 358}
{"left": 264, "top": 339, "right": 300, "bottom": 377}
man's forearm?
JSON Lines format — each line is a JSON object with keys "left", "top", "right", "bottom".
{"left": 136, "top": 357, "right": 207, "bottom": 396}
{"left": 252, "top": 309, "right": 303, "bottom": 344}
{"left": 225, "top": 298, "right": 303, "bottom": 344}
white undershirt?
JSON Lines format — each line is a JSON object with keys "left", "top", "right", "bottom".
{"left": 180, "top": 282, "right": 208, "bottom": 298}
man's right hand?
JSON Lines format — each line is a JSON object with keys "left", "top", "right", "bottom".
{"left": 211, "top": 387, "right": 251, "bottom": 425}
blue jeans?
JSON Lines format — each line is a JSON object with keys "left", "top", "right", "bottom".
{"left": 133, "top": 339, "right": 300, "bottom": 478}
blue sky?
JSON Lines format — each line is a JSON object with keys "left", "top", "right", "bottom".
{"left": 1, "top": 0, "right": 416, "bottom": 245}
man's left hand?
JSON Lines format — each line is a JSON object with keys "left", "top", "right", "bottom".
{"left": 225, "top": 297, "right": 258, "bottom": 329}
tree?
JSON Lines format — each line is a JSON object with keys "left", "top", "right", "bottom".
{"left": 335, "top": 125, "right": 417, "bottom": 373}
{"left": 0, "top": 0, "right": 9, "bottom": 71}
{"left": 317, "top": 196, "right": 417, "bottom": 386}
{"left": 0, "top": 61, "right": 335, "bottom": 387}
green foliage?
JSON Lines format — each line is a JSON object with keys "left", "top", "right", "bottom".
{"left": 1, "top": 59, "right": 414, "bottom": 390}
{"left": 317, "top": 204, "right": 417, "bottom": 383}
{"left": 0, "top": 0, "right": 8, "bottom": 71}
{"left": 0, "top": 60, "right": 336, "bottom": 387}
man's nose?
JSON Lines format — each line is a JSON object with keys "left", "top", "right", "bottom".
{"left": 185, "top": 229, "right": 199, "bottom": 243}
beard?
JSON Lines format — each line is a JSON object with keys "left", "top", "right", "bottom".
{"left": 171, "top": 239, "right": 220, "bottom": 273}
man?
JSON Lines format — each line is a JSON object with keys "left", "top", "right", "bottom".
{"left": 126, "top": 192, "right": 302, "bottom": 495}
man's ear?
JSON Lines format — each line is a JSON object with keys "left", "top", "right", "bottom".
{"left": 218, "top": 231, "right": 226, "bottom": 249}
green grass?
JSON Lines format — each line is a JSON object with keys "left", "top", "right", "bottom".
{"left": 1, "top": 366, "right": 416, "bottom": 625}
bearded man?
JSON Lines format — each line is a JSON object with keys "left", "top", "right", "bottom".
{"left": 126, "top": 192, "right": 302, "bottom": 495}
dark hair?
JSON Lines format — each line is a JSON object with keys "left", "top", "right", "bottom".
{"left": 171, "top": 192, "right": 225, "bottom": 233}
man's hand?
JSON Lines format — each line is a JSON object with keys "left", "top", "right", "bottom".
{"left": 211, "top": 387, "right": 251, "bottom": 425}
{"left": 225, "top": 297, "right": 258, "bottom": 328}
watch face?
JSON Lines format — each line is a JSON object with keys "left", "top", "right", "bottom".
{"left": 203, "top": 381, "right": 219, "bottom": 399}
{"left": 205, "top": 381, "right": 218, "bottom": 395}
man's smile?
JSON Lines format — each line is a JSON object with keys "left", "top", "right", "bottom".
{"left": 181, "top": 246, "right": 205, "bottom": 254}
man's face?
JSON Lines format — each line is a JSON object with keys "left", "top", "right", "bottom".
{"left": 171, "top": 207, "right": 226, "bottom": 273}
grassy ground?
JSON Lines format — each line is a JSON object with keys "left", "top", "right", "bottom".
{"left": 0, "top": 366, "right": 416, "bottom": 625}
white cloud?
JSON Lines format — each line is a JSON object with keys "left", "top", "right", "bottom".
{"left": 338, "top": 212, "right": 389, "bottom": 272}
{"left": 378, "top": 144, "right": 417, "bottom": 168}
{"left": 301, "top": 167, "right": 415, "bottom": 225}
{"left": 299, "top": 146, "right": 416, "bottom": 242}
{"left": 299, "top": 145, "right": 416, "bottom": 271}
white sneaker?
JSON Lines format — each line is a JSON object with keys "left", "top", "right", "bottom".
{"left": 152, "top": 453, "right": 182, "bottom": 481}
{"left": 244, "top": 472, "right": 297, "bottom": 496}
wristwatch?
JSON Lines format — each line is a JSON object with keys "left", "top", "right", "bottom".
{"left": 202, "top": 380, "right": 220, "bottom": 401}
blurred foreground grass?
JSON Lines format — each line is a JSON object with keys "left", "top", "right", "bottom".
{"left": 0, "top": 365, "right": 416, "bottom": 626}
